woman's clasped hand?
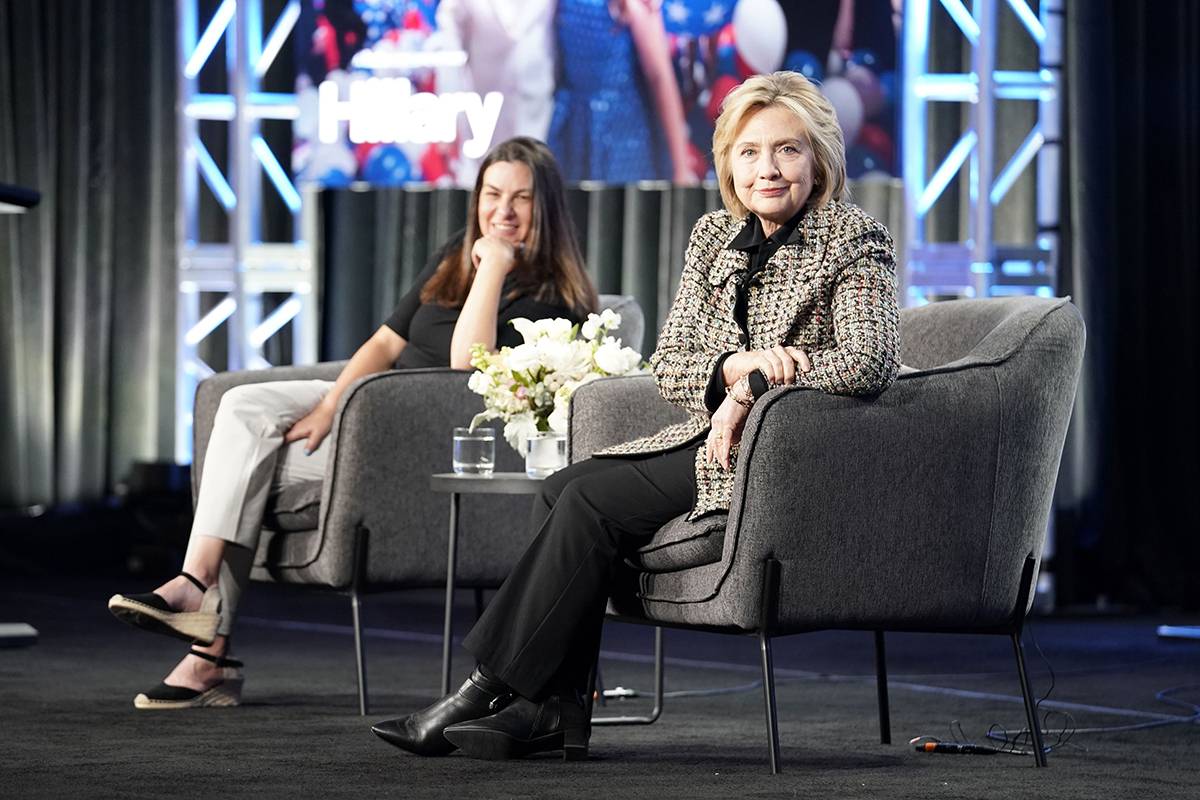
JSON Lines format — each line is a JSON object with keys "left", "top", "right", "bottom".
{"left": 706, "top": 345, "right": 813, "bottom": 470}
{"left": 724, "top": 344, "right": 813, "bottom": 387}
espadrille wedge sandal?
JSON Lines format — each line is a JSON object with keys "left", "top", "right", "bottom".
{"left": 133, "top": 649, "right": 244, "bottom": 710}
{"left": 108, "top": 571, "right": 222, "bottom": 645}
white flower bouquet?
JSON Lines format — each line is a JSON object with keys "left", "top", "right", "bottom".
{"left": 467, "top": 309, "right": 646, "bottom": 452}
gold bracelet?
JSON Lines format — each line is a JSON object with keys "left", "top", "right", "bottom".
{"left": 726, "top": 374, "right": 754, "bottom": 408}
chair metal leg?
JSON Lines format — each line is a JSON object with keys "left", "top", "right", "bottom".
{"left": 441, "top": 492, "right": 460, "bottom": 697}
{"left": 594, "top": 664, "right": 606, "bottom": 707}
{"left": 584, "top": 660, "right": 599, "bottom": 714}
{"left": 352, "top": 588, "right": 368, "bottom": 716}
{"left": 351, "top": 526, "right": 370, "bottom": 716}
{"left": 760, "top": 631, "right": 781, "bottom": 775}
{"left": 591, "top": 626, "right": 664, "bottom": 725}
{"left": 759, "top": 558, "right": 782, "bottom": 773}
{"left": 1011, "top": 632, "right": 1048, "bottom": 767}
{"left": 874, "top": 630, "right": 891, "bottom": 744}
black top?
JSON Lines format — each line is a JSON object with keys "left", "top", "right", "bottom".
{"left": 384, "top": 235, "right": 581, "bottom": 369}
{"left": 704, "top": 209, "right": 807, "bottom": 412}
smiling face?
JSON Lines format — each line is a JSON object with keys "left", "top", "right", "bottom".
{"left": 476, "top": 160, "right": 534, "bottom": 245}
{"left": 730, "top": 104, "right": 815, "bottom": 233}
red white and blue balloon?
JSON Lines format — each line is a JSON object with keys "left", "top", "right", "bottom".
{"left": 661, "top": 0, "right": 735, "bottom": 37}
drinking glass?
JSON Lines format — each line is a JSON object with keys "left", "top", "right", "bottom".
{"left": 452, "top": 427, "right": 495, "bottom": 476}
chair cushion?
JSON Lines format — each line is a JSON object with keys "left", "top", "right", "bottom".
{"left": 263, "top": 480, "right": 322, "bottom": 532}
{"left": 254, "top": 526, "right": 323, "bottom": 572}
{"left": 628, "top": 513, "right": 727, "bottom": 573}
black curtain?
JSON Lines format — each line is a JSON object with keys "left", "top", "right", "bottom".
{"left": 0, "top": 0, "right": 176, "bottom": 507}
{"left": 1060, "top": 0, "right": 1200, "bottom": 609}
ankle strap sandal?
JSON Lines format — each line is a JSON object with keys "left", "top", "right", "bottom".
{"left": 108, "top": 573, "right": 223, "bottom": 646}
{"left": 189, "top": 648, "right": 244, "bottom": 670}
{"left": 180, "top": 571, "right": 209, "bottom": 593}
{"left": 132, "top": 648, "right": 245, "bottom": 710}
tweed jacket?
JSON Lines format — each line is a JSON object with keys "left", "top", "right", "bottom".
{"left": 598, "top": 200, "right": 901, "bottom": 520}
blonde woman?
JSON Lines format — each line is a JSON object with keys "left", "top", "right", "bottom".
{"left": 373, "top": 71, "right": 900, "bottom": 760}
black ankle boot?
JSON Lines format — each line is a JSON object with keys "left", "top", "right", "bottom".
{"left": 371, "top": 666, "right": 514, "bottom": 756}
{"left": 441, "top": 692, "right": 590, "bottom": 761}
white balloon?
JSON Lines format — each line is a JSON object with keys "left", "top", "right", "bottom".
{"left": 821, "top": 76, "right": 864, "bottom": 147}
{"left": 845, "top": 63, "right": 885, "bottom": 118}
{"left": 732, "top": 0, "right": 787, "bottom": 75}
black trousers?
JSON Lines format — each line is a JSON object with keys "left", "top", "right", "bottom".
{"left": 461, "top": 446, "right": 698, "bottom": 699}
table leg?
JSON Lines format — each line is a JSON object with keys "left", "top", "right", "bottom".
{"left": 442, "top": 492, "right": 460, "bottom": 697}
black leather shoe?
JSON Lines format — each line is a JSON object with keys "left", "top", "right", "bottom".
{"left": 442, "top": 692, "right": 590, "bottom": 761}
{"left": 371, "top": 666, "right": 514, "bottom": 756}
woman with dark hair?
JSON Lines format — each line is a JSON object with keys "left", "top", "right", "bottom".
{"left": 372, "top": 71, "right": 899, "bottom": 761}
{"left": 107, "top": 137, "right": 597, "bottom": 710}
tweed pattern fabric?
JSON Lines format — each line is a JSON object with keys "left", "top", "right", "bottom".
{"left": 597, "top": 201, "right": 900, "bottom": 520}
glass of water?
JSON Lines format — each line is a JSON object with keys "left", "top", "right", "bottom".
{"left": 452, "top": 427, "right": 495, "bottom": 476}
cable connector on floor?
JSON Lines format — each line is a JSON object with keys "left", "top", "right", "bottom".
{"left": 909, "top": 735, "right": 1028, "bottom": 756}
{"left": 914, "top": 741, "right": 1002, "bottom": 755}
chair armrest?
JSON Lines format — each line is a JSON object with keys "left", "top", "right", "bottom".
{"left": 709, "top": 367, "right": 1028, "bottom": 631}
{"left": 317, "top": 368, "right": 538, "bottom": 588}
{"left": 192, "top": 362, "right": 347, "bottom": 501}
{"left": 567, "top": 374, "right": 690, "bottom": 462}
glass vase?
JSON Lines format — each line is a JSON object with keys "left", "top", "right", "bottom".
{"left": 524, "top": 432, "right": 568, "bottom": 479}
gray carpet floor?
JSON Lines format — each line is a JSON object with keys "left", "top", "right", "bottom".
{"left": 3, "top": 576, "right": 1199, "bottom": 799}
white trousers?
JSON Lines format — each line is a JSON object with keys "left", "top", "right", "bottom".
{"left": 186, "top": 379, "right": 334, "bottom": 636}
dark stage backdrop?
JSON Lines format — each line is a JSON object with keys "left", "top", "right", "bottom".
{"left": 1060, "top": 0, "right": 1200, "bottom": 609}
{"left": 0, "top": 0, "right": 176, "bottom": 508}
{"left": 1, "top": 1, "right": 1196, "bottom": 610}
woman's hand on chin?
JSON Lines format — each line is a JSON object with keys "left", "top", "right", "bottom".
{"left": 705, "top": 394, "right": 751, "bottom": 472}
{"left": 471, "top": 234, "right": 521, "bottom": 277}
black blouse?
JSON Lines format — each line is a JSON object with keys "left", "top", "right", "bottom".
{"left": 384, "top": 236, "right": 580, "bottom": 369}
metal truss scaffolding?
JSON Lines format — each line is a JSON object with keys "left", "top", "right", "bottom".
{"left": 901, "top": 0, "right": 1062, "bottom": 303}
{"left": 176, "top": 0, "right": 316, "bottom": 463}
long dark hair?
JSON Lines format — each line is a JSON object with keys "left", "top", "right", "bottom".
{"left": 420, "top": 137, "right": 597, "bottom": 319}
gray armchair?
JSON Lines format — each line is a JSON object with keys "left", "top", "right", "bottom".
{"left": 567, "top": 296, "right": 1085, "bottom": 772}
{"left": 190, "top": 295, "right": 644, "bottom": 714}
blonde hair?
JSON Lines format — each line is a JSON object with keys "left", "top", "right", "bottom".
{"left": 712, "top": 71, "right": 848, "bottom": 218}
